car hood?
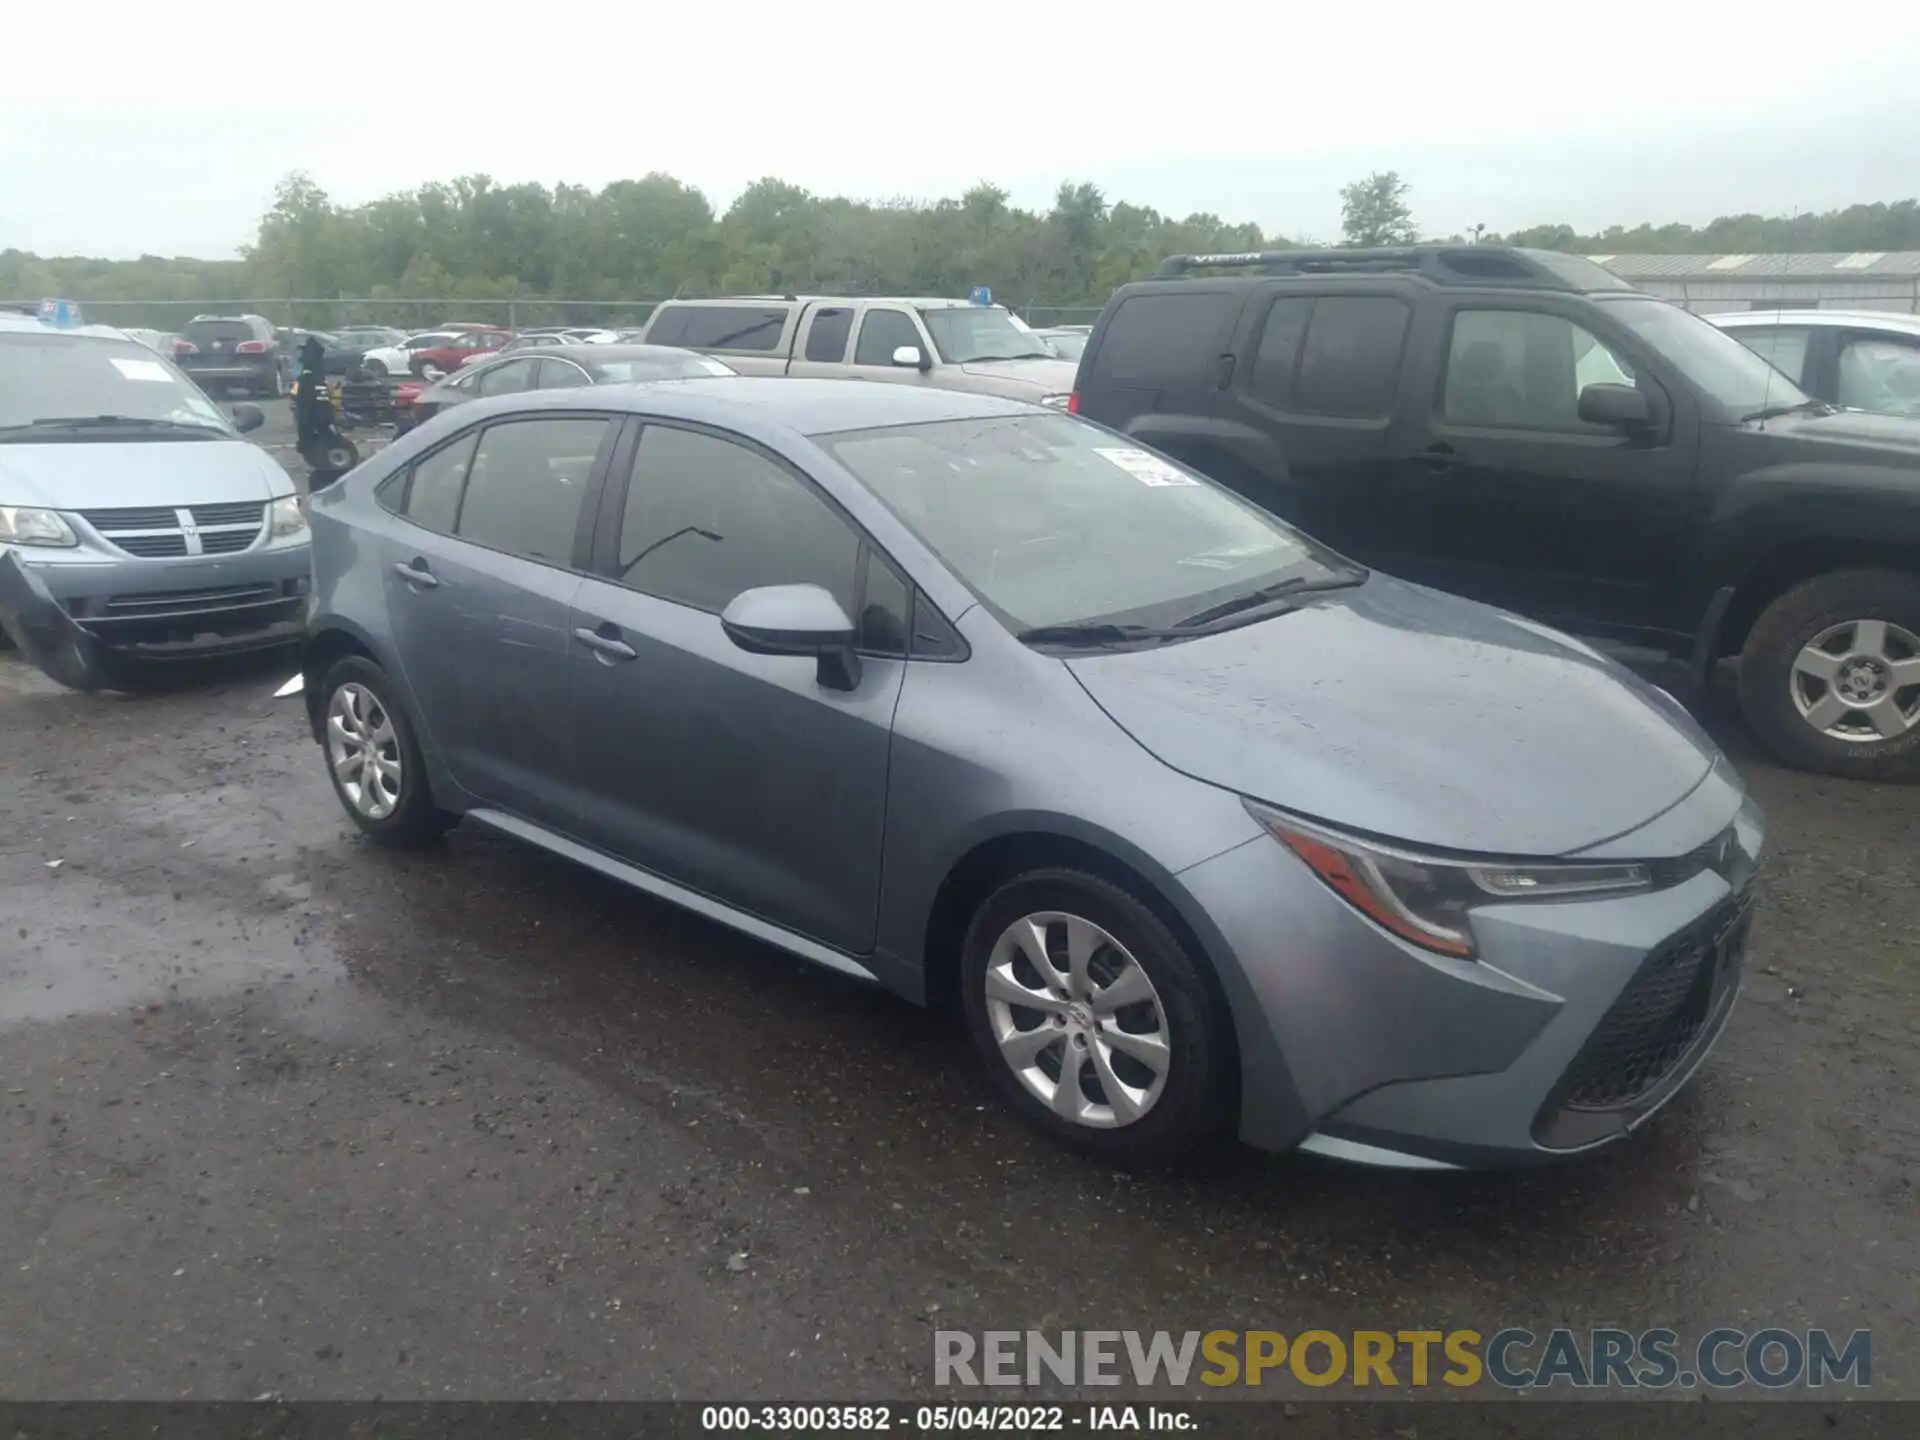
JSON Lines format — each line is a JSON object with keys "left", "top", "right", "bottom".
{"left": 0, "top": 437, "right": 292, "bottom": 510}
{"left": 955, "top": 357, "right": 1080, "bottom": 394}
{"left": 1065, "top": 575, "right": 1718, "bottom": 857}
{"left": 1747, "top": 406, "right": 1920, "bottom": 459}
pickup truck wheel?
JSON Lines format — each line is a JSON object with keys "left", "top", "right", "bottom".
{"left": 1737, "top": 568, "right": 1920, "bottom": 781}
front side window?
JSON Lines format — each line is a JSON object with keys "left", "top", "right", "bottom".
{"left": 1442, "top": 309, "right": 1639, "bottom": 431}
{"left": 854, "top": 310, "right": 924, "bottom": 366}
{"left": 820, "top": 413, "right": 1337, "bottom": 634}
{"left": 616, "top": 425, "right": 860, "bottom": 614}
{"left": 1837, "top": 337, "right": 1920, "bottom": 418}
{"left": 0, "top": 334, "right": 232, "bottom": 436}
{"left": 919, "top": 307, "right": 1053, "bottom": 363}
{"left": 1593, "top": 295, "right": 1808, "bottom": 417}
{"left": 1725, "top": 327, "right": 1812, "bottom": 388}
{"left": 454, "top": 417, "right": 609, "bottom": 565}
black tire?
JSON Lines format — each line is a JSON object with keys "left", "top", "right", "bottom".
{"left": 1737, "top": 567, "right": 1920, "bottom": 781}
{"left": 958, "top": 868, "right": 1234, "bottom": 1167}
{"left": 366, "top": 357, "right": 389, "bottom": 378}
{"left": 317, "top": 655, "right": 456, "bottom": 846}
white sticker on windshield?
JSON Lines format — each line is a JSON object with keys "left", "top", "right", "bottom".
{"left": 1094, "top": 447, "right": 1199, "bottom": 487}
{"left": 111, "top": 357, "right": 173, "bottom": 382}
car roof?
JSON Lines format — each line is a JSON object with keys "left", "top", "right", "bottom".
{"left": 444, "top": 374, "right": 1031, "bottom": 436}
{"left": 657, "top": 295, "right": 1000, "bottom": 312}
{"left": 0, "top": 311, "right": 148, "bottom": 343}
{"left": 1711, "top": 309, "right": 1920, "bottom": 336}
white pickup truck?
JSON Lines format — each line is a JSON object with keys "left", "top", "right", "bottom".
{"left": 638, "top": 296, "right": 1079, "bottom": 407}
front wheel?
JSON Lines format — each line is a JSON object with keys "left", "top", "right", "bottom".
{"left": 318, "top": 656, "right": 456, "bottom": 845}
{"left": 417, "top": 361, "right": 446, "bottom": 381}
{"left": 1737, "top": 567, "right": 1920, "bottom": 781}
{"left": 959, "top": 868, "right": 1234, "bottom": 1167}
{"left": 365, "top": 357, "right": 389, "bottom": 378}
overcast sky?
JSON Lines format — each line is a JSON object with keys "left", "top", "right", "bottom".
{"left": 8, "top": 3, "right": 1920, "bottom": 259}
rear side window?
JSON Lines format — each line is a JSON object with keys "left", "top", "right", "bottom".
{"left": 1247, "top": 297, "right": 1315, "bottom": 406}
{"left": 456, "top": 418, "right": 610, "bottom": 565}
{"left": 805, "top": 307, "right": 855, "bottom": 362}
{"left": 1090, "top": 292, "right": 1239, "bottom": 386}
{"left": 1292, "top": 296, "right": 1410, "bottom": 419}
{"left": 647, "top": 305, "right": 789, "bottom": 352}
{"left": 398, "top": 432, "right": 479, "bottom": 534}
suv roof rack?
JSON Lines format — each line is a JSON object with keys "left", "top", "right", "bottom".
{"left": 1150, "top": 246, "right": 1632, "bottom": 293}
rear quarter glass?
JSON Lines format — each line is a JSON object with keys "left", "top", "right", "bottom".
{"left": 1082, "top": 289, "right": 1243, "bottom": 425}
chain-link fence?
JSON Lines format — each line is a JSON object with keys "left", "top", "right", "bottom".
{"left": 1, "top": 296, "right": 1112, "bottom": 336}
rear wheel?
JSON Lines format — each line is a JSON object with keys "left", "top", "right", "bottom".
{"left": 365, "top": 357, "right": 389, "bottom": 378}
{"left": 319, "top": 656, "right": 456, "bottom": 845}
{"left": 959, "top": 868, "right": 1234, "bottom": 1167}
{"left": 1737, "top": 568, "right": 1920, "bottom": 781}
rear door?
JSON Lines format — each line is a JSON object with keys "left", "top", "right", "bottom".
{"left": 1211, "top": 287, "right": 1415, "bottom": 543}
{"left": 784, "top": 304, "right": 857, "bottom": 378}
{"left": 565, "top": 420, "right": 904, "bottom": 953}
{"left": 1075, "top": 285, "right": 1246, "bottom": 432}
{"left": 378, "top": 412, "right": 619, "bottom": 819}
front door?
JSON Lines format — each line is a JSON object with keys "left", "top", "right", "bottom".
{"left": 846, "top": 306, "right": 937, "bottom": 388}
{"left": 566, "top": 420, "right": 902, "bottom": 954}
{"left": 378, "top": 414, "right": 616, "bottom": 818}
{"left": 1388, "top": 302, "right": 1700, "bottom": 643}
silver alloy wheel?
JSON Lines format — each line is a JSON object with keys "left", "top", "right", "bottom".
{"left": 1790, "top": 618, "right": 1920, "bottom": 742}
{"left": 326, "top": 681, "right": 403, "bottom": 820}
{"left": 984, "top": 911, "right": 1172, "bottom": 1129}
{"left": 420, "top": 362, "right": 446, "bottom": 381}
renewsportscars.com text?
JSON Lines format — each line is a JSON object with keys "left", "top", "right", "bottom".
{"left": 934, "top": 1327, "right": 1871, "bottom": 1390}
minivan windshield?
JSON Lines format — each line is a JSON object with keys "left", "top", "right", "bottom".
{"left": 920, "top": 307, "right": 1056, "bottom": 364}
{"left": 1594, "top": 296, "right": 1811, "bottom": 417}
{"left": 0, "top": 334, "right": 234, "bottom": 435}
{"left": 821, "top": 413, "right": 1345, "bottom": 634}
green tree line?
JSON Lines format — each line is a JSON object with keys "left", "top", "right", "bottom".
{"left": 6, "top": 169, "right": 1920, "bottom": 329}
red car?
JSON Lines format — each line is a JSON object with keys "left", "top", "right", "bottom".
{"left": 409, "top": 330, "right": 513, "bottom": 379}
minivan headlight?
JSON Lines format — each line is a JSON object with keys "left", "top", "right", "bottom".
{"left": 267, "top": 494, "right": 308, "bottom": 539}
{"left": 0, "top": 505, "right": 78, "bottom": 547}
{"left": 1245, "top": 802, "right": 1651, "bottom": 959}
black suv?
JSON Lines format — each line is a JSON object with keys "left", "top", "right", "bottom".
{"left": 173, "top": 313, "right": 289, "bottom": 398}
{"left": 1072, "top": 246, "right": 1920, "bottom": 781}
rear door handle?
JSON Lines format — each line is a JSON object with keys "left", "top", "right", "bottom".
{"left": 1415, "top": 444, "right": 1464, "bottom": 471}
{"left": 392, "top": 560, "right": 440, "bottom": 589}
{"left": 573, "top": 625, "right": 637, "bottom": 662}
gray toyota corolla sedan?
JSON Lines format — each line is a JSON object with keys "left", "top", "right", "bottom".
{"left": 298, "top": 378, "right": 1764, "bottom": 1169}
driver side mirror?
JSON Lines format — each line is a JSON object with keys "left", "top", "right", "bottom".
{"left": 891, "top": 344, "right": 932, "bottom": 372}
{"left": 230, "top": 403, "right": 265, "bottom": 434}
{"left": 721, "top": 584, "right": 862, "bottom": 691}
{"left": 1578, "top": 382, "right": 1652, "bottom": 431}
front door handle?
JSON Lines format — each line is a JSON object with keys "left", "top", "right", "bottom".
{"left": 573, "top": 625, "right": 637, "bottom": 662}
{"left": 1415, "top": 444, "right": 1464, "bottom": 472}
{"left": 392, "top": 560, "right": 440, "bottom": 589}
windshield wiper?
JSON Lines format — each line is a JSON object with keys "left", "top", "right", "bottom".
{"left": 1169, "top": 571, "right": 1368, "bottom": 632}
{"left": 1738, "top": 398, "right": 1835, "bottom": 424}
{"left": 1015, "top": 621, "right": 1181, "bottom": 648}
{"left": 958, "top": 352, "right": 1056, "bottom": 363}
{"left": 0, "top": 415, "right": 226, "bottom": 436}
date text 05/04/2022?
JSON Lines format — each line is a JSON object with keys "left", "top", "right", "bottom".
{"left": 700, "top": 1404, "right": 1197, "bottom": 1432}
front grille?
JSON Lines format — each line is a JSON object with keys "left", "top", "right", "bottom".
{"left": 199, "top": 529, "right": 257, "bottom": 554}
{"left": 103, "top": 584, "right": 278, "bottom": 616}
{"left": 191, "top": 502, "right": 265, "bottom": 527}
{"left": 112, "top": 534, "right": 189, "bottom": 557}
{"left": 1555, "top": 891, "right": 1752, "bottom": 1112}
{"left": 83, "top": 506, "right": 179, "bottom": 531}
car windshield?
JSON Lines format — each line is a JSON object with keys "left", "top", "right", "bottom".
{"left": 594, "top": 356, "right": 737, "bottom": 381}
{"left": 1595, "top": 296, "right": 1810, "bottom": 416}
{"left": 0, "top": 333, "right": 233, "bottom": 434}
{"left": 919, "top": 307, "right": 1056, "bottom": 363}
{"left": 820, "top": 413, "right": 1337, "bottom": 633}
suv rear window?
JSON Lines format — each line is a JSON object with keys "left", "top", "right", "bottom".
{"left": 1091, "top": 291, "right": 1239, "bottom": 385}
{"left": 647, "top": 305, "right": 789, "bottom": 352}
{"left": 182, "top": 319, "right": 258, "bottom": 345}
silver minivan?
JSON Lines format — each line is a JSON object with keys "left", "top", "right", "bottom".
{"left": 0, "top": 310, "right": 311, "bottom": 689}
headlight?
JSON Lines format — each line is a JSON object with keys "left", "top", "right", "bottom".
{"left": 267, "top": 494, "right": 308, "bottom": 539}
{"left": 1245, "top": 802, "right": 1651, "bottom": 959}
{"left": 1039, "top": 393, "right": 1071, "bottom": 409}
{"left": 0, "top": 505, "right": 79, "bottom": 547}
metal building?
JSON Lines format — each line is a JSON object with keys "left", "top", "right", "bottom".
{"left": 1587, "top": 252, "right": 1920, "bottom": 315}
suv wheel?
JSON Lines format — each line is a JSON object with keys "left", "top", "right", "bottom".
{"left": 269, "top": 364, "right": 288, "bottom": 399}
{"left": 958, "top": 868, "right": 1233, "bottom": 1167}
{"left": 1737, "top": 568, "right": 1920, "bottom": 780}
{"left": 319, "top": 656, "right": 456, "bottom": 845}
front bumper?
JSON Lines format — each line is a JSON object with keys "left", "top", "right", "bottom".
{"left": 1177, "top": 777, "right": 1763, "bottom": 1167}
{"left": 0, "top": 543, "right": 309, "bottom": 688}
